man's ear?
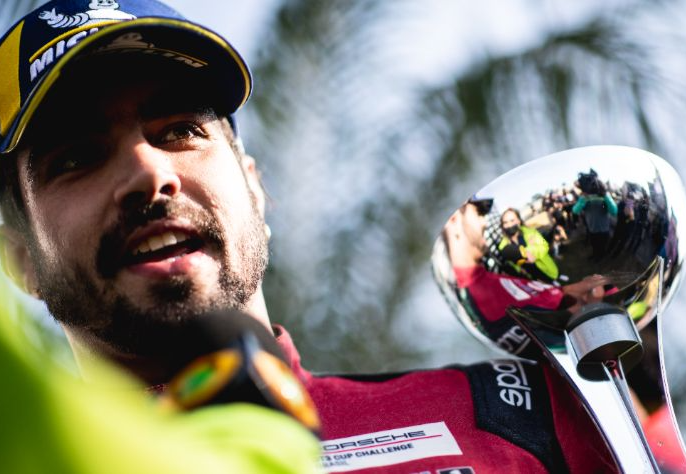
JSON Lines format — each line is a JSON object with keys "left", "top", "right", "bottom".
{"left": 0, "top": 225, "right": 39, "bottom": 297}
{"left": 240, "top": 154, "right": 267, "bottom": 218}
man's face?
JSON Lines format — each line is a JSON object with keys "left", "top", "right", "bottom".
{"left": 11, "top": 63, "right": 268, "bottom": 355}
{"left": 462, "top": 204, "right": 487, "bottom": 256}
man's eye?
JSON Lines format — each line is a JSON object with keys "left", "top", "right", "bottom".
{"left": 45, "top": 148, "right": 99, "bottom": 178}
{"left": 55, "top": 157, "right": 80, "bottom": 172}
{"left": 158, "top": 123, "right": 207, "bottom": 144}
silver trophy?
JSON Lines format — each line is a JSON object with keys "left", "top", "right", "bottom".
{"left": 432, "top": 145, "right": 686, "bottom": 473}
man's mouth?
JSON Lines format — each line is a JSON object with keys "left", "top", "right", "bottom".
{"left": 127, "top": 231, "right": 203, "bottom": 264}
{"left": 128, "top": 230, "right": 204, "bottom": 265}
{"left": 97, "top": 200, "right": 225, "bottom": 280}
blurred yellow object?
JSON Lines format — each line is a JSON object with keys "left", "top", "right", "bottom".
{"left": 627, "top": 301, "right": 649, "bottom": 320}
{"left": 0, "top": 279, "right": 321, "bottom": 474}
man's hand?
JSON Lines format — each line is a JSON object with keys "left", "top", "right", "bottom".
{"left": 563, "top": 274, "right": 609, "bottom": 313}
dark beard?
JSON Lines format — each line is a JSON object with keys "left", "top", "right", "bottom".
{"left": 28, "top": 196, "right": 268, "bottom": 356}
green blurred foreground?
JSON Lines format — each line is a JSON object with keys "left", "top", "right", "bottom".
{"left": 0, "top": 279, "right": 321, "bottom": 474}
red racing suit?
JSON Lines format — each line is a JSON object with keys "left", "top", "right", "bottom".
{"left": 276, "top": 327, "right": 618, "bottom": 474}
{"left": 453, "top": 265, "right": 567, "bottom": 358}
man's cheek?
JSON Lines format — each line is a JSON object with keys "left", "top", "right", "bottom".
{"left": 26, "top": 225, "right": 59, "bottom": 270}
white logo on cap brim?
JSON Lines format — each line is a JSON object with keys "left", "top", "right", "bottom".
{"left": 94, "top": 32, "right": 208, "bottom": 69}
{"left": 102, "top": 32, "right": 153, "bottom": 49}
{"left": 39, "top": 1, "right": 136, "bottom": 29}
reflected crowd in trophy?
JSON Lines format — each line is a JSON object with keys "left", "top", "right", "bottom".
{"left": 484, "top": 168, "right": 675, "bottom": 294}
{"left": 444, "top": 165, "right": 679, "bottom": 333}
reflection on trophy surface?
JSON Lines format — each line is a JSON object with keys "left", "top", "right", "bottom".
{"left": 441, "top": 198, "right": 607, "bottom": 357}
{"left": 434, "top": 147, "right": 683, "bottom": 352}
{"left": 432, "top": 146, "right": 686, "bottom": 472}
{"left": 499, "top": 207, "right": 561, "bottom": 283}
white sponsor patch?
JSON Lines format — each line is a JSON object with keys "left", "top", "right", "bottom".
{"left": 319, "top": 422, "right": 461, "bottom": 472}
{"left": 499, "top": 278, "right": 531, "bottom": 301}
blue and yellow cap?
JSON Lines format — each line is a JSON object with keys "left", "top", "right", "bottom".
{"left": 0, "top": 0, "right": 252, "bottom": 154}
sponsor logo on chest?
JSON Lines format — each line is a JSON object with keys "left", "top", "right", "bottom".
{"left": 496, "top": 324, "right": 530, "bottom": 355}
{"left": 489, "top": 360, "right": 532, "bottom": 410}
{"left": 437, "top": 468, "right": 475, "bottom": 474}
{"left": 320, "top": 422, "right": 461, "bottom": 472}
{"left": 499, "top": 277, "right": 555, "bottom": 301}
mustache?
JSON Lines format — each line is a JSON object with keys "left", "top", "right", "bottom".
{"left": 96, "top": 199, "right": 224, "bottom": 279}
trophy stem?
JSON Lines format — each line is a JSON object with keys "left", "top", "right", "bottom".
{"left": 603, "top": 360, "right": 660, "bottom": 473}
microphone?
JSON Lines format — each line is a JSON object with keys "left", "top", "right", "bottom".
{"left": 155, "top": 309, "right": 320, "bottom": 434}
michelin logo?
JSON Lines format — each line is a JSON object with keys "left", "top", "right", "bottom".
{"left": 39, "top": 1, "right": 136, "bottom": 28}
{"left": 30, "top": 27, "right": 100, "bottom": 81}
{"left": 30, "top": 1, "right": 137, "bottom": 81}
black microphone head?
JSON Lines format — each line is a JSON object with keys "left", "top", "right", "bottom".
{"left": 152, "top": 308, "right": 284, "bottom": 375}
{"left": 156, "top": 309, "right": 321, "bottom": 433}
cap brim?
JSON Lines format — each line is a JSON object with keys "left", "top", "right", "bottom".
{"left": 2, "top": 17, "right": 251, "bottom": 153}
{"left": 469, "top": 198, "right": 494, "bottom": 215}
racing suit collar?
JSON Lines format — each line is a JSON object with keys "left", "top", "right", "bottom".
{"left": 274, "top": 325, "right": 312, "bottom": 384}
{"left": 453, "top": 265, "right": 486, "bottom": 289}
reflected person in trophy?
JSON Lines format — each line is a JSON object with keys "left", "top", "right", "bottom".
{"left": 548, "top": 200, "right": 570, "bottom": 259}
{"left": 498, "top": 208, "right": 560, "bottom": 283}
{"left": 572, "top": 169, "right": 618, "bottom": 262}
{"left": 609, "top": 183, "right": 649, "bottom": 259}
{"left": 443, "top": 199, "right": 608, "bottom": 356}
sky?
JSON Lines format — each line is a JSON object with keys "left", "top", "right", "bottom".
{"left": 164, "top": 0, "right": 279, "bottom": 61}
{"left": 165, "top": 0, "right": 627, "bottom": 88}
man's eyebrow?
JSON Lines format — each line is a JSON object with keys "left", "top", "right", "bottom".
{"left": 138, "top": 94, "right": 218, "bottom": 122}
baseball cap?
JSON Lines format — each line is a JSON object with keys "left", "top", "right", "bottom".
{"left": 0, "top": 0, "right": 252, "bottom": 154}
{"left": 468, "top": 195, "right": 494, "bottom": 216}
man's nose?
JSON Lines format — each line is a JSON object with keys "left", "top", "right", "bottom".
{"left": 112, "top": 139, "right": 182, "bottom": 210}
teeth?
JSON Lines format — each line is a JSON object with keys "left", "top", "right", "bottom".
{"left": 133, "top": 231, "right": 190, "bottom": 255}
{"left": 162, "top": 232, "right": 178, "bottom": 247}
{"left": 149, "top": 235, "right": 164, "bottom": 251}
{"left": 174, "top": 232, "right": 189, "bottom": 244}
{"left": 136, "top": 240, "right": 152, "bottom": 254}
